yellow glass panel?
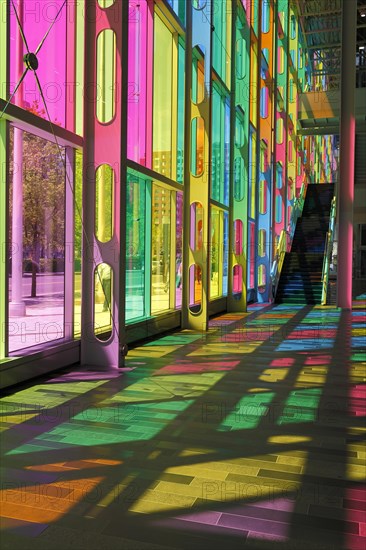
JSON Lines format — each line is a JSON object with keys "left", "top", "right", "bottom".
{"left": 94, "top": 263, "right": 112, "bottom": 338}
{"left": 96, "top": 30, "right": 116, "bottom": 123}
{"left": 258, "top": 229, "right": 266, "bottom": 257}
{"left": 189, "top": 264, "right": 202, "bottom": 313}
{"left": 74, "top": 151, "right": 83, "bottom": 337}
{"left": 191, "top": 117, "right": 205, "bottom": 176}
{"left": 192, "top": 54, "right": 205, "bottom": 105}
{"left": 98, "top": 0, "right": 115, "bottom": 7}
{"left": 258, "top": 264, "right": 266, "bottom": 289}
{"left": 153, "top": 15, "right": 173, "bottom": 178}
{"left": 95, "top": 164, "right": 114, "bottom": 243}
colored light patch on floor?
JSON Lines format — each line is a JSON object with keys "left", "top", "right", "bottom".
{"left": 352, "top": 353, "right": 366, "bottom": 361}
{"left": 260, "top": 369, "right": 289, "bottom": 383}
{"left": 294, "top": 366, "right": 328, "bottom": 388}
{"left": 0, "top": 477, "right": 103, "bottom": 523}
{"left": 268, "top": 435, "right": 311, "bottom": 444}
{"left": 221, "top": 330, "right": 278, "bottom": 343}
{"left": 218, "top": 392, "right": 275, "bottom": 431}
{"left": 0, "top": 413, "right": 40, "bottom": 432}
{"left": 346, "top": 461, "right": 366, "bottom": 481}
{"left": 188, "top": 342, "right": 262, "bottom": 356}
{"left": 349, "top": 385, "right": 366, "bottom": 416}
{"left": 131, "top": 477, "right": 301, "bottom": 514}
{"left": 349, "top": 365, "right": 366, "bottom": 383}
{"left": 289, "top": 329, "right": 337, "bottom": 339}
{"left": 153, "top": 361, "right": 240, "bottom": 375}
{"left": 258, "top": 313, "right": 295, "bottom": 319}
{"left": 108, "top": 372, "right": 226, "bottom": 402}
{"left": 25, "top": 458, "right": 122, "bottom": 472}
{"left": 352, "top": 328, "right": 366, "bottom": 336}
{"left": 1, "top": 302, "right": 365, "bottom": 548}
{"left": 145, "top": 334, "right": 203, "bottom": 346}
{"left": 248, "top": 318, "right": 291, "bottom": 325}
{"left": 128, "top": 345, "right": 182, "bottom": 358}
{"left": 7, "top": 399, "right": 195, "bottom": 452}
{"left": 304, "top": 354, "right": 332, "bottom": 365}
{"left": 352, "top": 337, "right": 366, "bottom": 348}
{"left": 270, "top": 358, "right": 295, "bottom": 367}
{"left": 277, "top": 388, "right": 322, "bottom": 424}
{"left": 276, "top": 339, "right": 334, "bottom": 351}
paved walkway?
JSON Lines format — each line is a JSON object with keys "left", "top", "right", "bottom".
{"left": 0, "top": 299, "right": 365, "bottom": 549}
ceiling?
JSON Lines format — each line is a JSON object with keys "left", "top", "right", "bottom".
{"left": 295, "top": 0, "right": 366, "bottom": 89}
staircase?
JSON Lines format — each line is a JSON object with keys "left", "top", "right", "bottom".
{"left": 275, "top": 184, "right": 334, "bottom": 305}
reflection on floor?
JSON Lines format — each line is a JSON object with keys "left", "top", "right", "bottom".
{"left": 1, "top": 299, "right": 365, "bottom": 549}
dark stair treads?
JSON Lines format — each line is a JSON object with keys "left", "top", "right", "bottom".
{"left": 275, "top": 184, "right": 334, "bottom": 305}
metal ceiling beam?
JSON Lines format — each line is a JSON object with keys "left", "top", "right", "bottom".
{"left": 307, "top": 43, "right": 343, "bottom": 50}
{"left": 304, "top": 27, "right": 341, "bottom": 34}
{"left": 301, "top": 12, "right": 340, "bottom": 18}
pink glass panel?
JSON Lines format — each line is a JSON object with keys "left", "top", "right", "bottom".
{"left": 233, "top": 264, "right": 243, "bottom": 294}
{"left": 190, "top": 202, "right": 203, "bottom": 251}
{"left": 175, "top": 192, "right": 183, "bottom": 308}
{"left": 234, "top": 219, "right": 243, "bottom": 255}
{"left": 249, "top": 221, "right": 255, "bottom": 289}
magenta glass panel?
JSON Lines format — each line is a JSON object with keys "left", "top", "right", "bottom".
{"left": 233, "top": 219, "right": 243, "bottom": 255}
{"left": 9, "top": 0, "right": 68, "bottom": 127}
{"left": 233, "top": 264, "right": 243, "bottom": 295}
{"left": 175, "top": 192, "right": 183, "bottom": 309}
{"left": 128, "top": 0, "right": 150, "bottom": 167}
{"left": 249, "top": 221, "right": 255, "bottom": 289}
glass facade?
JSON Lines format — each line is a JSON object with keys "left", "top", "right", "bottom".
{"left": 0, "top": 0, "right": 339, "bottom": 375}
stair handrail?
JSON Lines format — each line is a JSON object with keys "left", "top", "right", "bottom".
{"left": 287, "top": 181, "right": 307, "bottom": 243}
{"left": 270, "top": 230, "right": 288, "bottom": 299}
{"left": 321, "top": 192, "right": 337, "bottom": 305}
{"left": 270, "top": 181, "right": 307, "bottom": 299}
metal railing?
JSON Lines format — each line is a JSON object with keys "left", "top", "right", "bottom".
{"left": 288, "top": 181, "right": 307, "bottom": 242}
{"left": 271, "top": 182, "right": 307, "bottom": 300}
{"left": 321, "top": 193, "right": 337, "bottom": 305}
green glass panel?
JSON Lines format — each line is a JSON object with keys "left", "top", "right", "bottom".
{"left": 211, "top": 89, "right": 222, "bottom": 201}
{"left": 126, "top": 173, "right": 146, "bottom": 322}
{"left": 151, "top": 185, "right": 171, "bottom": 314}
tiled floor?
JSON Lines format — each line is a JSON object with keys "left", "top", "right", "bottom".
{"left": 0, "top": 300, "right": 365, "bottom": 549}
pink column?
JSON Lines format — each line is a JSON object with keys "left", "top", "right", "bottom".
{"left": 337, "top": 0, "right": 357, "bottom": 309}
